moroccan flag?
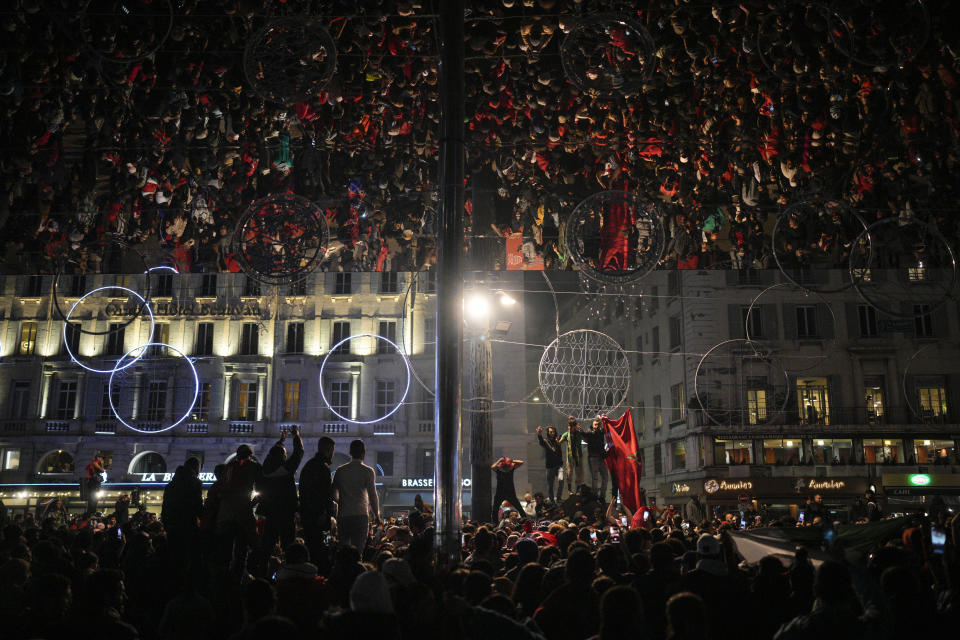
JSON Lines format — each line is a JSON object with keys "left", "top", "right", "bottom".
{"left": 602, "top": 409, "right": 643, "bottom": 512}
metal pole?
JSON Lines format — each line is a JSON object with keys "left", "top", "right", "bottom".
{"left": 434, "top": 0, "right": 465, "bottom": 566}
{"left": 469, "top": 330, "right": 493, "bottom": 524}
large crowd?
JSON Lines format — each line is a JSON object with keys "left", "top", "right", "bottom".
{"left": 1, "top": 432, "right": 959, "bottom": 639}
{"left": 1, "top": 0, "right": 959, "bottom": 278}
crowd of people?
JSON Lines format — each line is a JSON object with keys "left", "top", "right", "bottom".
{"left": 2, "top": 0, "right": 959, "bottom": 279}
{"left": 2, "top": 429, "right": 959, "bottom": 639}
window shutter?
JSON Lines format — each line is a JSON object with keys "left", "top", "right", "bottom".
{"left": 816, "top": 303, "right": 834, "bottom": 338}
{"left": 762, "top": 304, "right": 780, "bottom": 339}
{"left": 728, "top": 305, "right": 744, "bottom": 339}
{"left": 844, "top": 303, "right": 859, "bottom": 339}
{"left": 783, "top": 304, "right": 797, "bottom": 339}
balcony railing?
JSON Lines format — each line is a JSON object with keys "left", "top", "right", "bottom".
{"left": 229, "top": 422, "right": 255, "bottom": 435}
{"left": 184, "top": 423, "right": 209, "bottom": 434}
{"left": 45, "top": 421, "right": 71, "bottom": 433}
{"left": 322, "top": 422, "right": 350, "bottom": 434}
{"left": 94, "top": 421, "right": 117, "bottom": 434}
{"left": 1, "top": 420, "right": 28, "bottom": 433}
{"left": 372, "top": 423, "right": 397, "bottom": 436}
{"left": 697, "top": 405, "right": 955, "bottom": 430}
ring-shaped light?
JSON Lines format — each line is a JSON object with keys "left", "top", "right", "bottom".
{"left": 109, "top": 342, "right": 199, "bottom": 434}
{"left": 63, "top": 286, "right": 155, "bottom": 374}
{"left": 319, "top": 333, "right": 411, "bottom": 425}
{"left": 145, "top": 265, "right": 179, "bottom": 274}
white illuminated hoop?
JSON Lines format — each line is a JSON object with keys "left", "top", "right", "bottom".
{"left": 538, "top": 329, "right": 631, "bottom": 421}
{"left": 319, "top": 333, "right": 411, "bottom": 424}
{"left": 63, "top": 286, "right": 155, "bottom": 375}
{"left": 108, "top": 342, "right": 199, "bottom": 434}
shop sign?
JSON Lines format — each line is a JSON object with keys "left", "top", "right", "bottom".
{"left": 400, "top": 477, "right": 472, "bottom": 489}
{"left": 671, "top": 482, "right": 691, "bottom": 496}
{"left": 704, "top": 479, "right": 754, "bottom": 494}
{"left": 106, "top": 301, "right": 261, "bottom": 317}
{"left": 799, "top": 479, "right": 846, "bottom": 491}
{"left": 137, "top": 472, "right": 217, "bottom": 483}
{"left": 882, "top": 473, "right": 960, "bottom": 494}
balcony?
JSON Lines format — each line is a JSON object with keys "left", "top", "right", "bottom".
{"left": 184, "top": 423, "right": 209, "bottom": 434}
{"left": 44, "top": 420, "right": 72, "bottom": 433}
{"left": 322, "top": 422, "right": 350, "bottom": 434}
{"left": 699, "top": 405, "right": 956, "bottom": 434}
{"left": 94, "top": 420, "right": 117, "bottom": 434}
{"left": 229, "top": 422, "right": 255, "bottom": 435}
{"left": 1, "top": 420, "right": 28, "bottom": 433}
{"left": 372, "top": 423, "right": 397, "bottom": 436}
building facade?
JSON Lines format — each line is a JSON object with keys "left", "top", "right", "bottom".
{"left": 525, "top": 269, "right": 960, "bottom": 519}
{"left": 0, "top": 270, "right": 528, "bottom": 516}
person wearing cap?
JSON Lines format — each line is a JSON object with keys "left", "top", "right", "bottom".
{"left": 677, "top": 534, "right": 742, "bottom": 640}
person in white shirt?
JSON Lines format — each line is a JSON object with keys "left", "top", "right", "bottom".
{"left": 332, "top": 439, "right": 381, "bottom": 551}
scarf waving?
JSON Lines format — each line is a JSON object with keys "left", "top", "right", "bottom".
{"left": 602, "top": 409, "right": 644, "bottom": 512}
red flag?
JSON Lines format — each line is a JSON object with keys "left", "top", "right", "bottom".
{"left": 602, "top": 409, "right": 644, "bottom": 512}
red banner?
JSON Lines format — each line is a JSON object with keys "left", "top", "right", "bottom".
{"left": 505, "top": 233, "right": 544, "bottom": 270}
{"left": 602, "top": 409, "right": 644, "bottom": 512}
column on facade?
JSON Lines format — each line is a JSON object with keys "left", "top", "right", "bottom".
{"left": 39, "top": 371, "right": 54, "bottom": 418}
{"left": 222, "top": 372, "right": 233, "bottom": 421}
{"left": 701, "top": 434, "right": 715, "bottom": 467}
{"left": 74, "top": 373, "right": 86, "bottom": 420}
{"left": 131, "top": 372, "right": 143, "bottom": 420}
{"left": 350, "top": 370, "right": 360, "bottom": 422}
{"left": 903, "top": 438, "right": 916, "bottom": 464}
{"left": 256, "top": 372, "right": 267, "bottom": 422}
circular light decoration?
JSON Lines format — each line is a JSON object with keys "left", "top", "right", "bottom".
{"left": 757, "top": 4, "right": 852, "bottom": 81}
{"left": 146, "top": 265, "right": 179, "bottom": 275}
{"left": 538, "top": 330, "right": 630, "bottom": 421}
{"left": 772, "top": 199, "right": 870, "bottom": 294}
{"left": 560, "top": 13, "right": 657, "bottom": 97}
{"left": 232, "top": 193, "right": 330, "bottom": 285}
{"left": 694, "top": 339, "right": 790, "bottom": 427}
{"left": 80, "top": 0, "right": 173, "bottom": 64}
{"left": 63, "top": 286, "right": 155, "bottom": 375}
{"left": 829, "top": 0, "right": 929, "bottom": 68}
{"left": 565, "top": 190, "right": 665, "bottom": 285}
{"left": 54, "top": 236, "right": 151, "bottom": 335}
{"left": 243, "top": 18, "right": 337, "bottom": 104}
{"left": 319, "top": 334, "right": 411, "bottom": 424}
{"left": 109, "top": 343, "right": 199, "bottom": 434}
{"left": 849, "top": 216, "right": 957, "bottom": 318}
{"left": 744, "top": 283, "right": 837, "bottom": 374}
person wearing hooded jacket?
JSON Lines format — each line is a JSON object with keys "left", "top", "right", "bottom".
{"left": 256, "top": 426, "right": 304, "bottom": 573}
{"left": 216, "top": 443, "right": 262, "bottom": 572}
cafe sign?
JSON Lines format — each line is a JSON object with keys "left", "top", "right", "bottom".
{"left": 704, "top": 479, "right": 754, "bottom": 494}
{"left": 137, "top": 472, "right": 217, "bottom": 483}
{"left": 401, "top": 477, "right": 472, "bottom": 488}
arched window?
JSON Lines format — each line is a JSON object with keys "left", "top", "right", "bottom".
{"left": 37, "top": 450, "right": 75, "bottom": 474}
{"left": 129, "top": 452, "right": 166, "bottom": 475}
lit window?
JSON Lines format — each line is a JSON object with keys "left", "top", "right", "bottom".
{"left": 670, "top": 383, "right": 686, "bottom": 423}
{"left": 863, "top": 438, "right": 903, "bottom": 464}
{"left": 713, "top": 439, "right": 753, "bottom": 465}
{"left": 2, "top": 448, "right": 20, "bottom": 470}
{"left": 797, "top": 377, "right": 830, "bottom": 425}
{"left": 671, "top": 440, "right": 686, "bottom": 470}
{"left": 282, "top": 381, "right": 301, "bottom": 421}
{"left": 19, "top": 322, "right": 38, "bottom": 355}
{"left": 915, "top": 439, "right": 955, "bottom": 464}
{"left": 762, "top": 439, "right": 801, "bottom": 465}
{"left": 917, "top": 384, "right": 948, "bottom": 422}
{"left": 864, "top": 379, "right": 884, "bottom": 423}
{"left": 811, "top": 438, "right": 853, "bottom": 464}
{"left": 236, "top": 382, "right": 258, "bottom": 420}
{"left": 746, "top": 388, "right": 767, "bottom": 425}
{"left": 907, "top": 266, "right": 926, "bottom": 282}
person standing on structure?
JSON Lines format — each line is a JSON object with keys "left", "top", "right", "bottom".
{"left": 536, "top": 425, "right": 563, "bottom": 502}
{"left": 558, "top": 417, "right": 585, "bottom": 496}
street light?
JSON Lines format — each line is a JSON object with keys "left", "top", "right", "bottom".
{"left": 463, "top": 285, "right": 519, "bottom": 523}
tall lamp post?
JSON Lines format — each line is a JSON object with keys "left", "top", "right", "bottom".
{"left": 464, "top": 289, "right": 517, "bottom": 524}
